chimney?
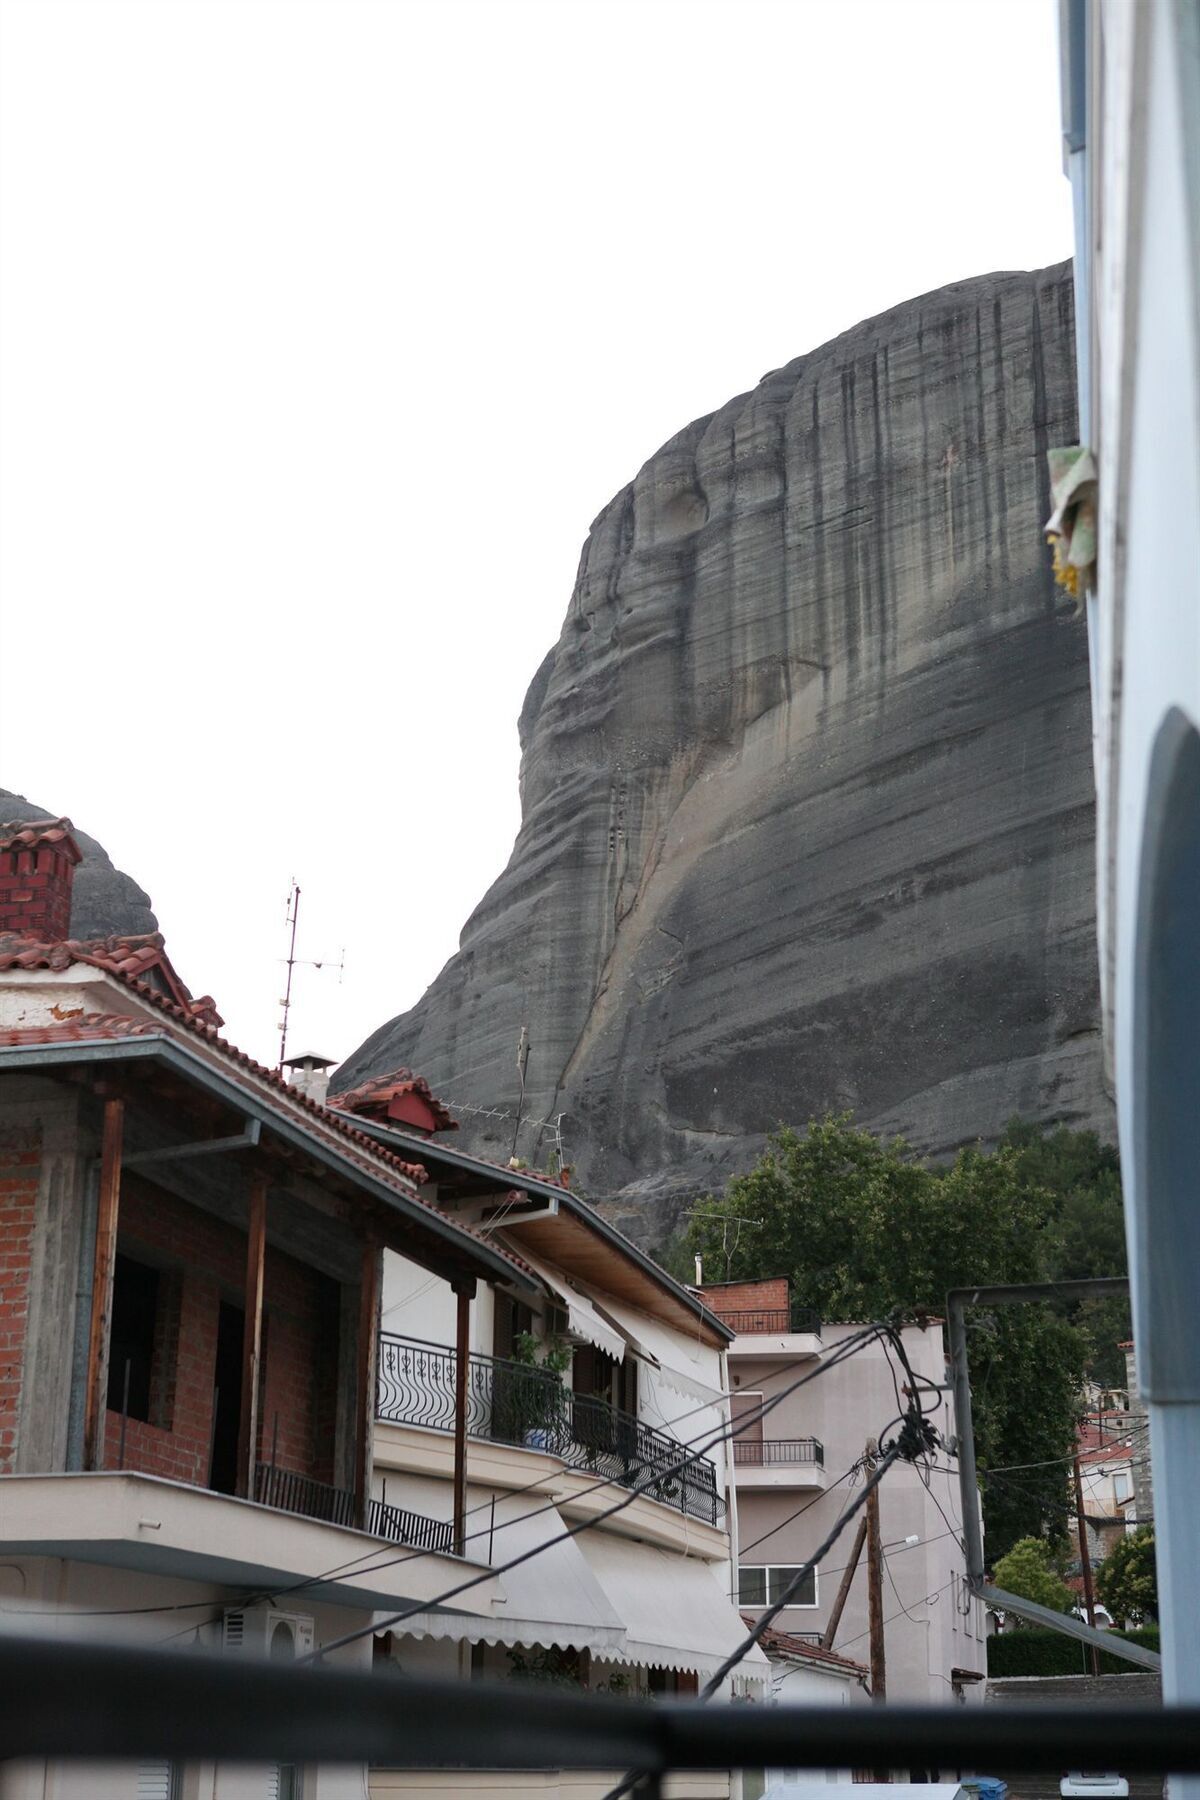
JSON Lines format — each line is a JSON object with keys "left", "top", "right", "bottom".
{"left": 0, "top": 819, "right": 82, "bottom": 941}
{"left": 282, "top": 1051, "right": 337, "bottom": 1105}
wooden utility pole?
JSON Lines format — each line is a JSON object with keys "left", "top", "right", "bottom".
{"left": 821, "top": 1517, "right": 867, "bottom": 1650}
{"left": 865, "top": 1441, "right": 890, "bottom": 1781}
{"left": 1074, "top": 1451, "right": 1101, "bottom": 1676}
{"left": 866, "top": 1462, "right": 887, "bottom": 1703}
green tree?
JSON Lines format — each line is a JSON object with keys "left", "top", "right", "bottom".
{"left": 992, "top": 1537, "right": 1074, "bottom": 1614}
{"left": 686, "top": 1114, "right": 1094, "bottom": 1557}
{"left": 997, "top": 1120, "right": 1130, "bottom": 1388}
{"left": 1098, "top": 1527, "right": 1158, "bottom": 1625}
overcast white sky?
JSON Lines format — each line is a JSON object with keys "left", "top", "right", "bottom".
{"left": 0, "top": 0, "right": 1073, "bottom": 1076}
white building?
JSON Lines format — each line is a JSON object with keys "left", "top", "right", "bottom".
{"left": 697, "top": 1281, "right": 986, "bottom": 1717}
{"left": 1057, "top": 0, "right": 1200, "bottom": 1765}
{"left": 325, "top": 1072, "right": 770, "bottom": 1800}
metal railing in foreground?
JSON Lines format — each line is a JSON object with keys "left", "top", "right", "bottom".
{"left": 254, "top": 1461, "right": 454, "bottom": 1554}
{"left": 377, "top": 1333, "right": 724, "bottom": 1528}
{"left": 0, "top": 1635, "right": 1195, "bottom": 1778}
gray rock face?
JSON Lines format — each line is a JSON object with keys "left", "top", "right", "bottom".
{"left": 340, "top": 262, "right": 1111, "bottom": 1240}
{"left": 0, "top": 789, "right": 157, "bottom": 940}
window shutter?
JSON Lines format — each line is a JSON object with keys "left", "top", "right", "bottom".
{"left": 137, "top": 1765, "right": 175, "bottom": 1800}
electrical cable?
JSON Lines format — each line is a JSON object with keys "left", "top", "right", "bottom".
{"left": 602, "top": 1444, "right": 908, "bottom": 1800}
{"left": 300, "top": 1324, "right": 892, "bottom": 1664}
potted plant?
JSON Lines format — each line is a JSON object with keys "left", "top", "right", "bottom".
{"left": 508, "top": 1330, "right": 571, "bottom": 1450}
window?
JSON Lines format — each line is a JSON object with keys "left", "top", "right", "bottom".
{"left": 266, "top": 1768, "right": 301, "bottom": 1800}
{"left": 109, "top": 1254, "right": 163, "bottom": 1422}
{"left": 738, "top": 1564, "right": 818, "bottom": 1608}
{"left": 1114, "top": 1470, "right": 1133, "bottom": 1503}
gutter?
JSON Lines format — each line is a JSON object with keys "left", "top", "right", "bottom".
{"left": 340, "top": 1112, "right": 733, "bottom": 1344}
{"left": 0, "top": 1037, "right": 534, "bottom": 1294}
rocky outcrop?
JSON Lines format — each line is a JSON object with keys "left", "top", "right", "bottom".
{"left": 0, "top": 789, "right": 157, "bottom": 940}
{"left": 340, "top": 262, "right": 1110, "bottom": 1240}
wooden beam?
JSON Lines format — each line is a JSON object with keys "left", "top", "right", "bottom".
{"left": 821, "top": 1516, "right": 867, "bottom": 1650}
{"left": 354, "top": 1242, "right": 382, "bottom": 1528}
{"left": 236, "top": 1173, "right": 268, "bottom": 1500}
{"left": 83, "top": 1098, "right": 125, "bottom": 1472}
{"left": 452, "top": 1282, "right": 474, "bottom": 1554}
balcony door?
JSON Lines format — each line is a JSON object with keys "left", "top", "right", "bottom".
{"left": 209, "top": 1300, "right": 244, "bottom": 1495}
{"left": 732, "top": 1390, "right": 764, "bottom": 1466}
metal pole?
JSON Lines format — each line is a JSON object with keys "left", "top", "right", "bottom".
{"left": 1073, "top": 1452, "right": 1101, "bottom": 1675}
{"left": 453, "top": 1285, "right": 471, "bottom": 1555}
{"left": 118, "top": 1359, "right": 131, "bottom": 1469}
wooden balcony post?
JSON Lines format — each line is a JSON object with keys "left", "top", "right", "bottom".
{"left": 452, "top": 1280, "right": 474, "bottom": 1555}
{"left": 354, "top": 1241, "right": 382, "bottom": 1529}
{"left": 82, "top": 1097, "right": 125, "bottom": 1472}
{"left": 236, "top": 1173, "right": 268, "bottom": 1500}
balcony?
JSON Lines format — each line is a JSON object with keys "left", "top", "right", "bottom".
{"left": 377, "top": 1334, "right": 725, "bottom": 1529}
{"left": 254, "top": 1462, "right": 454, "bottom": 1553}
{"left": 712, "top": 1305, "right": 822, "bottom": 1336}
{"left": 732, "top": 1438, "right": 824, "bottom": 1468}
{"left": 730, "top": 1436, "right": 826, "bottom": 1490}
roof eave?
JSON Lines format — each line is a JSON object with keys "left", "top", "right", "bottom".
{"left": 0, "top": 1036, "right": 534, "bottom": 1294}
{"left": 338, "top": 1113, "right": 732, "bottom": 1343}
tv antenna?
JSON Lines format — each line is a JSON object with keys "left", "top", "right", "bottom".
{"left": 277, "top": 880, "right": 345, "bottom": 1071}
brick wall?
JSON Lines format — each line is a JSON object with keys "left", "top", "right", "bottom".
{"left": 0, "top": 1123, "right": 40, "bottom": 1474}
{"left": 104, "top": 1174, "right": 340, "bottom": 1490}
{"left": 701, "top": 1278, "right": 791, "bottom": 1328}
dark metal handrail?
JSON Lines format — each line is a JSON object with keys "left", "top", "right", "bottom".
{"left": 732, "top": 1437, "right": 824, "bottom": 1467}
{"left": 254, "top": 1460, "right": 454, "bottom": 1554}
{"left": 710, "top": 1306, "right": 823, "bottom": 1336}
{"left": 377, "top": 1334, "right": 725, "bottom": 1528}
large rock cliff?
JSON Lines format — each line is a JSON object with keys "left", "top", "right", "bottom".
{"left": 340, "top": 262, "right": 1110, "bottom": 1239}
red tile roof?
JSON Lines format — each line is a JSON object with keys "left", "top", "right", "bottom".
{"left": 329, "top": 1068, "right": 459, "bottom": 1132}
{"left": 0, "top": 929, "right": 223, "bottom": 1027}
{"left": 0, "top": 817, "right": 82, "bottom": 861}
{"left": 743, "top": 1616, "right": 868, "bottom": 1677}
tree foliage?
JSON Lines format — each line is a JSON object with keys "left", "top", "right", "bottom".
{"left": 1097, "top": 1527, "right": 1158, "bottom": 1625}
{"left": 991, "top": 1537, "right": 1074, "bottom": 1614}
{"left": 685, "top": 1114, "right": 1127, "bottom": 1558}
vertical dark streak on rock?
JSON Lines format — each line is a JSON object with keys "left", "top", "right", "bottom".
{"left": 335, "top": 263, "right": 1108, "bottom": 1234}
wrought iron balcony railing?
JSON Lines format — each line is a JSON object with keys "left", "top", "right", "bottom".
{"left": 377, "top": 1333, "right": 725, "bottom": 1529}
{"left": 711, "top": 1305, "right": 823, "bottom": 1336}
{"left": 731, "top": 1437, "right": 824, "bottom": 1468}
{"left": 254, "top": 1460, "right": 454, "bottom": 1553}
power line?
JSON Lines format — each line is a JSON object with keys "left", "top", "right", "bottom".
{"left": 302, "top": 1326, "right": 892, "bottom": 1664}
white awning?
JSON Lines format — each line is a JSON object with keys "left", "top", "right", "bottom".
{"left": 397, "top": 1498, "right": 626, "bottom": 1657}
{"left": 593, "top": 1296, "right": 725, "bottom": 1404}
{"left": 515, "top": 1246, "right": 628, "bottom": 1363}
{"left": 576, "top": 1532, "right": 769, "bottom": 1685}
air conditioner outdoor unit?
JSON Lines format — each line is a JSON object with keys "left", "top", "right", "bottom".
{"left": 222, "top": 1606, "right": 315, "bottom": 1660}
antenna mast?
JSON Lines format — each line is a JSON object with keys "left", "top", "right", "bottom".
{"left": 278, "top": 881, "right": 301, "bottom": 1071}
{"left": 277, "top": 880, "right": 346, "bottom": 1073}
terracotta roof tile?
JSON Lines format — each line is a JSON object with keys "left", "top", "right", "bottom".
{"left": 329, "top": 1068, "right": 459, "bottom": 1132}
{"left": 0, "top": 930, "right": 223, "bottom": 1028}
{"left": 742, "top": 1616, "right": 869, "bottom": 1676}
{"left": 0, "top": 817, "right": 82, "bottom": 861}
